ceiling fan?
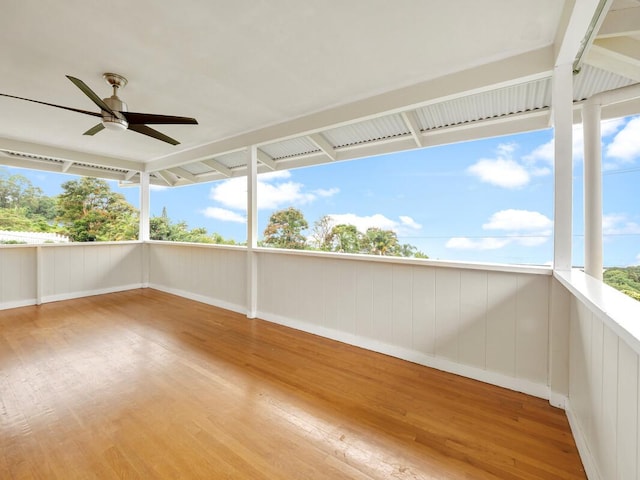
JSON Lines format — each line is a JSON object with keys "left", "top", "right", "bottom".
{"left": 0, "top": 73, "right": 198, "bottom": 145}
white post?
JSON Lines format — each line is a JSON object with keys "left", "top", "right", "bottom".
{"left": 139, "top": 171, "right": 151, "bottom": 287}
{"left": 139, "top": 171, "right": 150, "bottom": 242}
{"left": 247, "top": 146, "right": 258, "bottom": 318}
{"left": 552, "top": 63, "right": 574, "bottom": 271}
{"left": 582, "top": 101, "right": 603, "bottom": 280}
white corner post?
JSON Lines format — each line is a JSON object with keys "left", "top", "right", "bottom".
{"left": 139, "top": 171, "right": 150, "bottom": 242}
{"left": 247, "top": 145, "right": 258, "bottom": 318}
{"left": 139, "top": 171, "right": 151, "bottom": 287}
{"left": 552, "top": 63, "right": 574, "bottom": 271}
{"left": 582, "top": 101, "right": 603, "bottom": 280}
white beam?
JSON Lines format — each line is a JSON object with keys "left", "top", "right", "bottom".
{"left": 308, "top": 133, "right": 337, "bottom": 161}
{"left": 256, "top": 149, "right": 277, "bottom": 170}
{"left": 147, "top": 47, "right": 554, "bottom": 172}
{"left": 401, "top": 111, "right": 424, "bottom": 148}
{"left": 61, "top": 161, "right": 74, "bottom": 173}
{"left": 124, "top": 170, "right": 137, "bottom": 181}
{"left": 166, "top": 167, "right": 197, "bottom": 183}
{"left": 597, "top": 5, "right": 640, "bottom": 38}
{"left": 200, "top": 158, "right": 232, "bottom": 177}
{"left": 155, "top": 170, "right": 179, "bottom": 186}
{"left": 0, "top": 136, "right": 143, "bottom": 172}
{"left": 553, "top": 63, "right": 574, "bottom": 271}
{"left": 554, "top": 0, "right": 611, "bottom": 68}
{"left": 586, "top": 38, "right": 640, "bottom": 81}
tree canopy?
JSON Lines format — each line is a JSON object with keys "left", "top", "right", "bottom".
{"left": 263, "top": 207, "right": 309, "bottom": 249}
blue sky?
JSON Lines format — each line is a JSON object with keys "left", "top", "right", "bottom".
{"left": 5, "top": 114, "right": 640, "bottom": 267}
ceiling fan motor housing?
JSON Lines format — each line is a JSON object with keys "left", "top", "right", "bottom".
{"left": 102, "top": 96, "right": 128, "bottom": 131}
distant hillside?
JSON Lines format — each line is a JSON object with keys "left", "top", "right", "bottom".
{"left": 604, "top": 266, "right": 640, "bottom": 302}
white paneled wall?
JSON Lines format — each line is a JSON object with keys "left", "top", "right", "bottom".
{"left": 566, "top": 281, "right": 640, "bottom": 480}
{"left": 148, "top": 242, "right": 247, "bottom": 313}
{"left": 257, "top": 251, "right": 551, "bottom": 397}
{"left": 0, "top": 246, "right": 37, "bottom": 309}
{"left": 0, "top": 243, "right": 144, "bottom": 310}
{"left": 40, "top": 242, "right": 143, "bottom": 302}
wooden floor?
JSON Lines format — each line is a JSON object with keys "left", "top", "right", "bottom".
{"left": 0, "top": 289, "right": 585, "bottom": 479}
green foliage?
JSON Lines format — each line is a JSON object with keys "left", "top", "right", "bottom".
{"left": 604, "top": 266, "right": 640, "bottom": 302}
{"left": 294, "top": 213, "right": 428, "bottom": 258}
{"left": 0, "top": 172, "right": 58, "bottom": 231}
{"left": 263, "top": 207, "right": 309, "bottom": 249}
{"left": 150, "top": 209, "right": 237, "bottom": 245}
{"left": 56, "top": 177, "right": 139, "bottom": 241}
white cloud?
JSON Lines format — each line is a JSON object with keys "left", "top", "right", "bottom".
{"left": 445, "top": 237, "right": 510, "bottom": 250}
{"left": 467, "top": 142, "right": 551, "bottom": 189}
{"left": 399, "top": 215, "right": 422, "bottom": 230}
{"left": 467, "top": 158, "right": 530, "bottom": 188}
{"left": 202, "top": 207, "right": 246, "bottom": 223}
{"left": 208, "top": 170, "right": 337, "bottom": 211}
{"left": 315, "top": 187, "right": 340, "bottom": 197}
{"left": 446, "top": 209, "right": 552, "bottom": 251}
{"left": 603, "top": 213, "right": 640, "bottom": 235}
{"left": 482, "top": 209, "right": 553, "bottom": 231}
{"left": 606, "top": 116, "right": 640, "bottom": 162}
{"left": 327, "top": 213, "right": 421, "bottom": 235}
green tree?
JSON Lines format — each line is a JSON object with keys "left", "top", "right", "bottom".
{"left": 263, "top": 207, "right": 308, "bottom": 249}
{"left": 150, "top": 207, "right": 237, "bottom": 245}
{"left": 329, "top": 224, "right": 362, "bottom": 253}
{"left": 604, "top": 266, "right": 640, "bottom": 302}
{"left": 362, "top": 227, "right": 398, "bottom": 255}
{"left": 310, "top": 215, "right": 333, "bottom": 251}
{"left": 0, "top": 172, "right": 57, "bottom": 227}
{"left": 56, "top": 177, "right": 138, "bottom": 241}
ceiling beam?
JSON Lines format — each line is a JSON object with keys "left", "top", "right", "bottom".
{"left": 147, "top": 46, "right": 554, "bottom": 172}
{"left": 200, "top": 158, "right": 232, "bottom": 177}
{"left": 256, "top": 149, "right": 277, "bottom": 170}
{"left": 124, "top": 170, "right": 137, "bottom": 181}
{"left": 554, "top": 0, "right": 611, "bottom": 68}
{"left": 586, "top": 39, "right": 640, "bottom": 81}
{"left": 155, "top": 170, "right": 179, "bottom": 186}
{"left": 401, "top": 111, "right": 424, "bottom": 148}
{"left": 597, "top": 6, "right": 640, "bottom": 38}
{"left": 0, "top": 137, "right": 143, "bottom": 172}
{"left": 167, "top": 167, "right": 198, "bottom": 183}
{"left": 308, "top": 133, "right": 337, "bottom": 161}
{"left": 61, "top": 161, "right": 74, "bottom": 173}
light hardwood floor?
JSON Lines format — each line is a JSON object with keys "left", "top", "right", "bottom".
{"left": 0, "top": 289, "right": 585, "bottom": 479}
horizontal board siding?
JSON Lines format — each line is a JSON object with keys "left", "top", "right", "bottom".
{"left": 0, "top": 247, "right": 37, "bottom": 309}
{"left": 148, "top": 244, "right": 246, "bottom": 312}
{"left": 568, "top": 295, "right": 640, "bottom": 480}
{"left": 256, "top": 252, "right": 550, "bottom": 393}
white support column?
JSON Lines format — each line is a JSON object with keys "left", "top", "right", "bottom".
{"left": 247, "top": 146, "right": 258, "bottom": 318}
{"left": 552, "top": 63, "right": 574, "bottom": 271}
{"left": 582, "top": 101, "right": 603, "bottom": 280}
{"left": 139, "top": 171, "right": 151, "bottom": 287}
{"left": 139, "top": 172, "right": 150, "bottom": 242}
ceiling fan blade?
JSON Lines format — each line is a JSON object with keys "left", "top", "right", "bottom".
{"left": 66, "top": 75, "right": 116, "bottom": 115}
{"left": 0, "top": 93, "right": 102, "bottom": 117}
{"left": 123, "top": 112, "right": 198, "bottom": 125}
{"left": 83, "top": 123, "right": 105, "bottom": 136}
{"left": 128, "top": 124, "right": 180, "bottom": 145}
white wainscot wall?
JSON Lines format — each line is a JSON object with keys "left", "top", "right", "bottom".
{"left": 40, "top": 242, "right": 144, "bottom": 303}
{"left": 147, "top": 242, "right": 247, "bottom": 314}
{"left": 0, "top": 242, "right": 144, "bottom": 310}
{"left": 256, "top": 250, "right": 552, "bottom": 398}
{"left": 557, "top": 270, "right": 640, "bottom": 480}
{"left": 0, "top": 245, "right": 37, "bottom": 309}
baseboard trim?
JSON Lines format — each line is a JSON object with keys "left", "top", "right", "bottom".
{"left": 147, "top": 283, "right": 246, "bottom": 316}
{"left": 41, "top": 284, "right": 144, "bottom": 304}
{"left": 0, "top": 298, "right": 37, "bottom": 311}
{"left": 256, "top": 309, "right": 550, "bottom": 400}
{"left": 565, "top": 400, "right": 600, "bottom": 480}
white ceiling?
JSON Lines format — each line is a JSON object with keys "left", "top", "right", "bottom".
{"left": 0, "top": 0, "right": 639, "bottom": 184}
